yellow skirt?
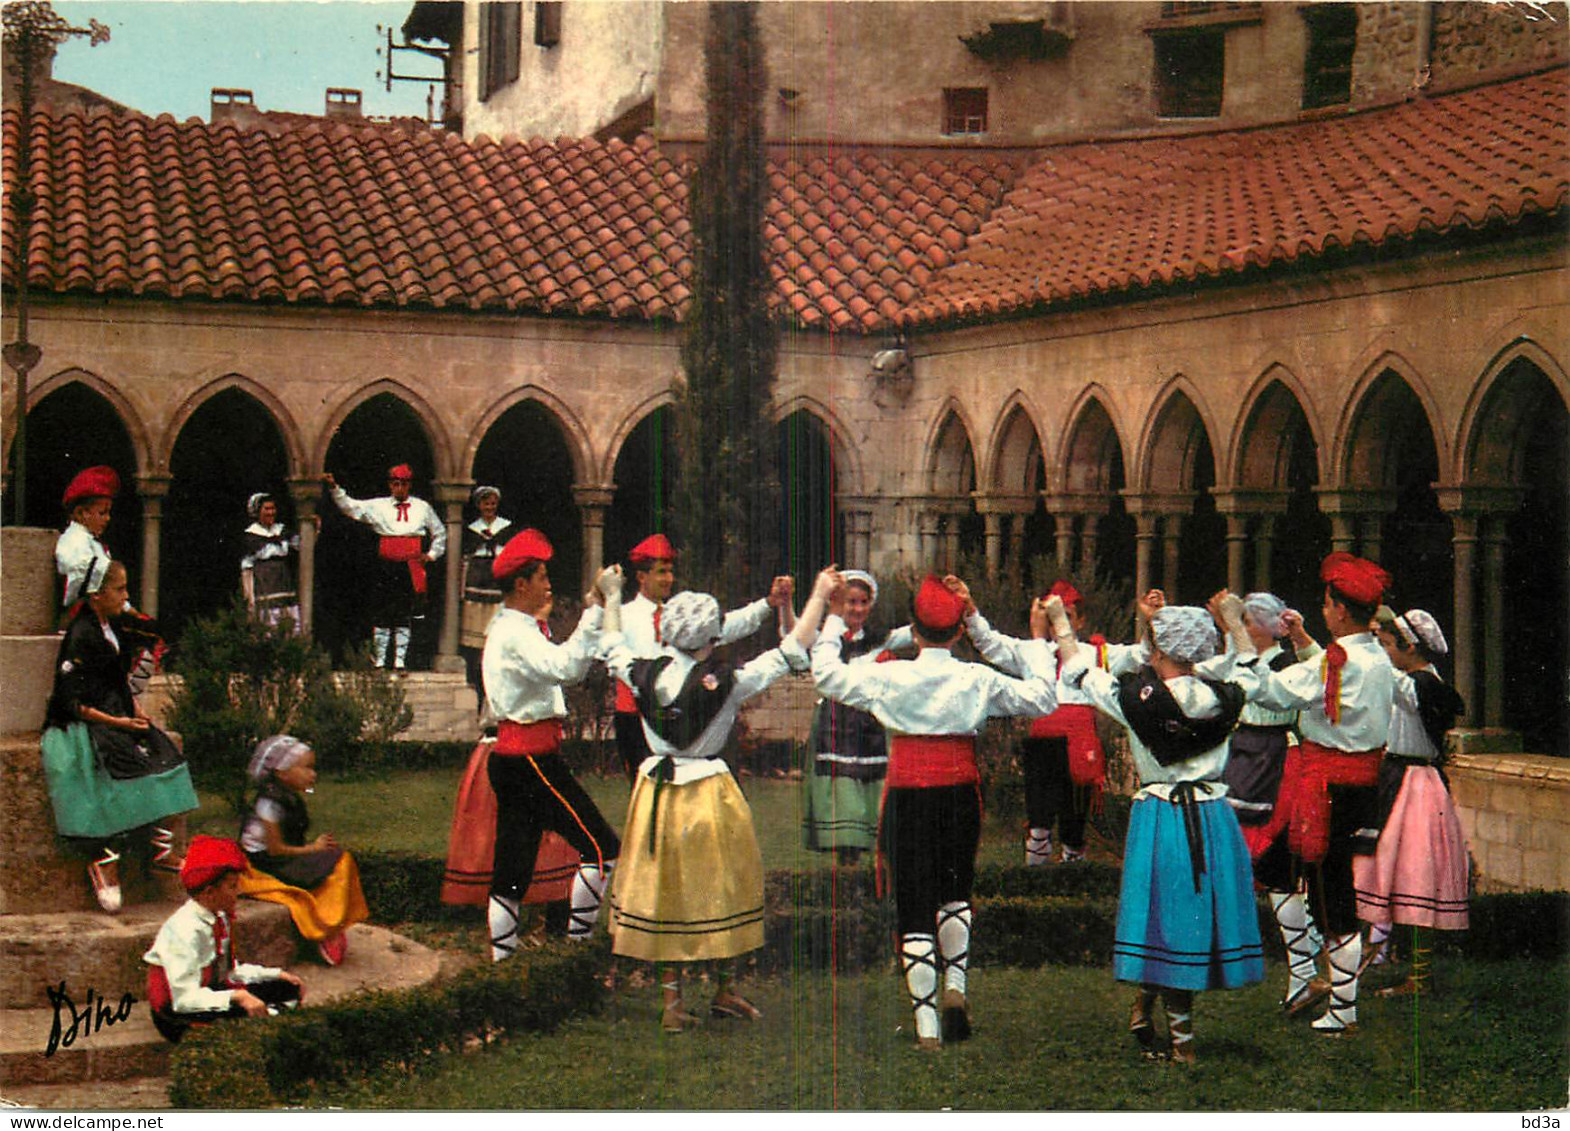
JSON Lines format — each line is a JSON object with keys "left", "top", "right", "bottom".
{"left": 609, "top": 768, "right": 764, "bottom": 963}
{"left": 238, "top": 851, "right": 371, "bottom": 942}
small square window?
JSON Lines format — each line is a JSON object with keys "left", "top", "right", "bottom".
{"left": 534, "top": 1, "right": 562, "bottom": 48}
{"left": 1154, "top": 28, "right": 1224, "bottom": 118}
{"left": 943, "top": 88, "right": 989, "bottom": 135}
{"left": 1301, "top": 4, "right": 1357, "bottom": 110}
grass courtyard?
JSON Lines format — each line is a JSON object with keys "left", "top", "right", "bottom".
{"left": 189, "top": 766, "right": 1570, "bottom": 1111}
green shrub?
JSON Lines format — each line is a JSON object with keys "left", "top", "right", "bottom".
{"left": 169, "top": 940, "right": 606, "bottom": 1108}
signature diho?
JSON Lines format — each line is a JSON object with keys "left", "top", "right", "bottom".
{"left": 43, "top": 979, "right": 136, "bottom": 1057}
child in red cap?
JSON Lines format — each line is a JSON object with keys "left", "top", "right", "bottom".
{"left": 143, "top": 836, "right": 304, "bottom": 1042}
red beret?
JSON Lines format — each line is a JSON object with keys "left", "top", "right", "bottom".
{"left": 388, "top": 464, "right": 414, "bottom": 480}
{"left": 493, "top": 527, "right": 553, "bottom": 582}
{"left": 1046, "top": 579, "right": 1083, "bottom": 607}
{"left": 629, "top": 533, "right": 676, "bottom": 566}
{"left": 914, "top": 574, "right": 965, "bottom": 632}
{"left": 1320, "top": 551, "right": 1390, "bottom": 607}
{"left": 62, "top": 466, "right": 120, "bottom": 508}
{"left": 180, "top": 835, "right": 248, "bottom": 891}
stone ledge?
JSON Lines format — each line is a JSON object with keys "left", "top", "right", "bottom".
{"left": 1450, "top": 753, "right": 1570, "bottom": 783}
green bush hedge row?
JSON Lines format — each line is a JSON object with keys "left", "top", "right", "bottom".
{"left": 168, "top": 939, "right": 606, "bottom": 1109}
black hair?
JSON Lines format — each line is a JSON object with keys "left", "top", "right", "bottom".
{"left": 911, "top": 608, "right": 963, "bottom": 646}
{"left": 1326, "top": 585, "right": 1378, "bottom": 626}
{"left": 498, "top": 559, "right": 546, "bottom": 590}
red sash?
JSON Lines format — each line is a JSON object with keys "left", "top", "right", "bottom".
{"left": 1029, "top": 702, "right": 1104, "bottom": 793}
{"left": 886, "top": 734, "right": 978, "bottom": 788}
{"left": 614, "top": 680, "right": 637, "bottom": 714}
{"left": 1260, "top": 738, "right": 1384, "bottom": 865}
{"left": 494, "top": 719, "right": 563, "bottom": 756}
{"left": 378, "top": 535, "right": 427, "bottom": 594}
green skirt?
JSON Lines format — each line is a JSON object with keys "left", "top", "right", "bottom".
{"left": 41, "top": 723, "right": 198, "bottom": 839}
{"left": 802, "top": 771, "right": 883, "bottom": 852}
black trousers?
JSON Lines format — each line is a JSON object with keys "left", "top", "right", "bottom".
{"left": 487, "top": 752, "right": 621, "bottom": 900}
{"left": 151, "top": 978, "right": 301, "bottom": 1043}
{"left": 1254, "top": 781, "right": 1380, "bottom": 936}
{"left": 881, "top": 784, "right": 982, "bottom": 936}
{"left": 615, "top": 711, "right": 650, "bottom": 783}
{"left": 1020, "top": 736, "right": 1087, "bottom": 850}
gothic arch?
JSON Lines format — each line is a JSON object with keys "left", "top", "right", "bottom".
{"left": 1137, "top": 377, "right": 1219, "bottom": 493}
{"left": 1335, "top": 355, "right": 1448, "bottom": 489}
{"left": 600, "top": 388, "right": 676, "bottom": 486}
{"left": 1457, "top": 339, "right": 1570, "bottom": 485}
{"left": 315, "top": 379, "right": 455, "bottom": 480}
{"left": 1227, "top": 367, "right": 1326, "bottom": 489}
{"left": 982, "top": 391, "right": 1049, "bottom": 494}
{"left": 465, "top": 384, "right": 593, "bottom": 486}
{"left": 924, "top": 399, "right": 979, "bottom": 497}
{"left": 7, "top": 367, "right": 151, "bottom": 475}
{"left": 1057, "top": 389, "right": 1128, "bottom": 495}
{"left": 773, "top": 393, "right": 864, "bottom": 498}
{"left": 155, "top": 374, "right": 306, "bottom": 477}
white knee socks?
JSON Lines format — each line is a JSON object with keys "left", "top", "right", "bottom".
{"left": 373, "top": 627, "right": 391, "bottom": 667}
{"left": 1025, "top": 827, "right": 1053, "bottom": 866}
{"left": 393, "top": 626, "right": 410, "bottom": 669}
{"left": 1271, "top": 891, "right": 1321, "bottom": 997}
{"left": 899, "top": 933, "right": 940, "bottom": 1041}
{"left": 488, "top": 895, "right": 521, "bottom": 962}
{"left": 568, "top": 859, "right": 615, "bottom": 940}
{"left": 1314, "top": 931, "right": 1363, "bottom": 1032}
{"left": 936, "top": 901, "right": 972, "bottom": 995}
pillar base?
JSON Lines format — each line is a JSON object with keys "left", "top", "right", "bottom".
{"left": 1446, "top": 727, "right": 1526, "bottom": 756}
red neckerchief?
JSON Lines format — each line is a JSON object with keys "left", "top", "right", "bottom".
{"left": 653, "top": 604, "right": 662, "bottom": 645}
{"left": 1321, "top": 642, "right": 1348, "bottom": 723}
{"left": 537, "top": 618, "right": 551, "bottom": 640}
{"left": 395, "top": 501, "right": 410, "bottom": 522}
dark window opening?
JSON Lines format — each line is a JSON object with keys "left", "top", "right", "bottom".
{"left": 479, "top": 1, "right": 521, "bottom": 101}
{"left": 943, "top": 87, "right": 989, "bottom": 135}
{"left": 1153, "top": 28, "right": 1224, "bottom": 117}
{"left": 1301, "top": 4, "right": 1357, "bottom": 110}
{"left": 534, "top": 1, "right": 561, "bottom": 47}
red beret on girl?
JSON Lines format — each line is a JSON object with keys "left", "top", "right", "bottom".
{"left": 180, "top": 836, "right": 249, "bottom": 892}
{"left": 493, "top": 528, "right": 554, "bottom": 582}
{"left": 62, "top": 466, "right": 120, "bottom": 508}
{"left": 1320, "top": 551, "right": 1390, "bottom": 606}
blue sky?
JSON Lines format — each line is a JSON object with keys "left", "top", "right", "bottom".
{"left": 49, "top": 2, "right": 442, "bottom": 121}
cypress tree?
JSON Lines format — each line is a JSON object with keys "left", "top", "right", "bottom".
{"left": 673, "top": 0, "right": 780, "bottom": 605}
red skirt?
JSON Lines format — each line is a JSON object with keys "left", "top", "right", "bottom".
{"left": 440, "top": 738, "right": 579, "bottom": 906}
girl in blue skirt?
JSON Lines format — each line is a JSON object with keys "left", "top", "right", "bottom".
{"left": 1057, "top": 596, "right": 1265, "bottom": 1065}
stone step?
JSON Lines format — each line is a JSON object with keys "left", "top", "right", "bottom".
{"left": 1, "top": 901, "right": 297, "bottom": 1010}
{"left": 0, "top": 636, "right": 58, "bottom": 739}
{"left": 0, "top": 922, "right": 443, "bottom": 1090}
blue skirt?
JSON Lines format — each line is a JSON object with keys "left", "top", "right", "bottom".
{"left": 1113, "top": 793, "right": 1265, "bottom": 991}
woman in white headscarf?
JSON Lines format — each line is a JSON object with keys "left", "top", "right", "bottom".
{"left": 459, "top": 486, "right": 513, "bottom": 701}
{"left": 240, "top": 492, "right": 303, "bottom": 631}
{"left": 801, "top": 569, "right": 911, "bottom": 865}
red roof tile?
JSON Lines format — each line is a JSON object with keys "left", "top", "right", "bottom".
{"left": 906, "top": 69, "right": 1568, "bottom": 326}
{"left": 3, "top": 70, "right": 1563, "bottom": 333}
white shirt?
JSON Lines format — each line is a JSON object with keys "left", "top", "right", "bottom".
{"left": 1246, "top": 632, "right": 1394, "bottom": 752}
{"left": 55, "top": 521, "right": 112, "bottom": 607}
{"left": 329, "top": 488, "right": 446, "bottom": 560}
{"left": 603, "top": 631, "right": 809, "bottom": 782}
{"left": 482, "top": 605, "right": 603, "bottom": 724}
{"left": 812, "top": 613, "right": 1059, "bottom": 736}
{"left": 1387, "top": 665, "right": 1442, "bottom": 762}
{"left": 143, "top": 900, "right": 282, "bottom": 1013}
{"left": 616, "top": 591, "right": 773, "bottom": 663}
{"left": 1066, "top": 660, "right": 1260, "bottom": 795}
{"left": 963, "top": 609, "right": 1146, "bottom": 704}
{"left": 1196, "top": 640, "right": 1322, "bottom": 728}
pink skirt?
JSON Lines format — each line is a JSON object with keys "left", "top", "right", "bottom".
{"left": 1354, "top": 765, "right": 1470, "bottom": 930}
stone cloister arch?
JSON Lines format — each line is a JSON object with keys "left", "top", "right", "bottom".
{"left": 1057, "top": 393, "right": 1133, "bottom": 588}
{"left": 1224, "top": 374, "right": 1331, "bottom": 614}
{"left": 605, "top": 402, "right": 677, "bottom": 570}
{"left": 978, "top": 399, "right": 1050, "bottom": 583}
{"left": 1132, "top": 384, "right": 1224, "bottom": 602}
{"left": 776, "top": 407, "right": 843, "bottom": 585}
{"left": 922, "top": 403, "right": 982, "bottom": 572}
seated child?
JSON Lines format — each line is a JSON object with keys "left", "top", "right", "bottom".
{"left": 238, "top": 735, "right": 369, "bottom": 966}
{"left": 143, "top": 835, "right": 304, "bottom": 1043}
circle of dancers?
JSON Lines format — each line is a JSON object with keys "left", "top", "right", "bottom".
{"left": 41, "top": 460, "right": 1472, "bottom": 1058}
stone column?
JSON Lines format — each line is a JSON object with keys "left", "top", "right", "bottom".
{"left": 1224, "top": 514, "right": 1248, "bottom": 595}
{"left": 918, "top": 509, "right": 943, "bottom": 569}
{"left": 973, "top": 494, "right": 1031, "bottom": 581}
{"left": 573, "top": 484, "right": 615, "bottom": 581}
{"left": 1254, "top": 515, "right": 1276, "bottom": 593}
{"left": 941, "top": 511, "right": 962, "bottom": 573}
{"left": 1006, "top": 512, "right": 1027, "bottom": 582}
{"left": 1481, "top": 517, "right": 1508, "bottom": 726}
{"left": 135, "top": 474, "right": 171, "bottom": 615}
{"left": 1317, "top": 488, "right": 1396, "bottom": 557}
{"left": 982, "top": 511, "right": 1004, "bottom": 579}
{"left": 1053, "top": 511, "right": 1076, "bottom": 568}
{"left": 1078, "top": 517, "right": 1100, "bottom": 577}
{"left": 1133, "top": 513, "right": 1159, "bottom": 599}
{"left": 841, "top": 503, "right": 874, "bottom": 568}
{"left": 1447, "top": 510, "right": 1479, "bottom": 723}
{"left": 432, "top": 480, "right": 473, "bottom": 674}
{"left": 1328, "top": 513, "right": 1356, "bottom": 553}
{"left": 287, "top": 478, "right": 321, "bottom": 634}
{"left": 1160, "top": 514, "right": 1184, "bottom": 594}
{"left": 1362, "top": 514, "right": 1384, "bottom": 566}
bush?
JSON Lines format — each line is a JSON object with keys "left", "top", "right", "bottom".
{"left": 168, "top": 598, "right": 412, "bottom": 813}
{"left": 168, "top": 940, "right": 606, "bottom": 1108}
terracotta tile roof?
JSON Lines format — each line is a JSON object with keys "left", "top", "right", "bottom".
{"left": 3, "top": 68, "right": 1563, "bottom": 334}
{"left": 905, "top": 68, "right": 1569, "bottom": 326}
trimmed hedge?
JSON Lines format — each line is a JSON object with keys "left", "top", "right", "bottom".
{"left": 168, "top": 939, "right": 606, "bottom": 1108}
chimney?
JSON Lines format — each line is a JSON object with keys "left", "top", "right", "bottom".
{"left": 325, "top": 88, "right": 363, "bottom": 119}
{"left": 210, "top": 87, "right": 255, "bottom": 122}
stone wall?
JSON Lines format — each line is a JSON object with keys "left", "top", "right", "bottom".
{"left": 1348, "top": 3, "right": 1428, "bottom": 107}
{"left": 1447, "top": 752, "right": 1570, "bottom": 893}
{"left": 1430, "top": 2, "right": 1569, "bottom": 86}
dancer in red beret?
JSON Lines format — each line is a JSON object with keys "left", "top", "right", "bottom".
{"left": 323, "top": 463, "right": 445, "bottom": 673}
{"left": 1230, "top": 551, "right": 1395, "bottom": 1036}
{"left": 805, "top": 572, "right": 1060, "bottom": 1050}
{"left": 55, "top": 465, "right": 120, "bottom": 615}
{"left": 611, "top": 533, "right": 795, "bottom": 780}
{"left": 480, "top": 529, "right": 623, "bottom": 962}
{"left": 143, "top": 836, "right": 304, "bottom": 1042}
